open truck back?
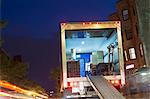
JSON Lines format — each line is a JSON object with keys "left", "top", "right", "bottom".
{"left": 60, "top": 21, "right": 125, "bottom": 98}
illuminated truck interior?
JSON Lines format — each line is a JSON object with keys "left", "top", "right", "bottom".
{"left": 65, "top": 28, "right": 120, "bottom": 78}
{"left": 61, "top": 22, "right": 125, "bottom": 98}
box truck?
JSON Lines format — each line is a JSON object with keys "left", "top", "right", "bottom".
{"left": 60, "top": 21, "right": 125, "bottom": 98}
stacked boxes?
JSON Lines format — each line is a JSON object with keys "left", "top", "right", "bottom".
{"left": 92, "top": 51, "right": 104, "bottom": 65}
{"left": 67, "top": 60, "right": 80, "bottom": 78}
{"left": 97, "top": 51, "right": 104, "bottom": 63}
{"left": 91, "top": 51, "right": 104, "bottom": 75}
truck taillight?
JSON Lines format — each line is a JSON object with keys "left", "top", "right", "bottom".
{"left": 111, "top": 80, "right": 115, "bottom": 84}
{"left": 110, "top": 80, "right": 120, "bottom": 85}
{"left": 67, "top": 82, "right": 73, "bottom": 87}
{"left": 62, "top": 23, "right": 66, "bottom": 26}
{"left": 73, "top": 82, "right": 78, "bottom": 86}
{"left": 67, "top": 82, "right": 78, "bottom": 87}
{"left": 115, "top": 80, "right": 119, "bottom": 84}
{"left": 82, "top": 22, "right": 85, "bottom": 25}
{"left": 70, "top": 82, "right": 73, "bottom": 87}
{"left": 67, "top": 82, "right": 70, "bottom": 87}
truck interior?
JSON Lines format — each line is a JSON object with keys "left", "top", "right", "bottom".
{"left": 65, "top": 28, "right": 120, "bottom": 78}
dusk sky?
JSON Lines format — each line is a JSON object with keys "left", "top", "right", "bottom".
{"left": 1, "top": 0, "right": 117, "bottom": 91}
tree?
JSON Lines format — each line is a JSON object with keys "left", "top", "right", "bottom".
{"left": 0, "top": 49, "right": 46, "bottom": 94}
{"left": 0, "top": 20, "right": 7, "bottom": 47}
{"left": 19, "top": 78, "right": 46, "bottom": 94}
{"left": 0, "top": 20, "right": 7, "bottom": 28}
{"left": 0, "top": 20, "right": 46, "bottom": 94}
{"left": 49, "top": 67, "right": 60, "bottom": 93}
{"left": 0, "top": 55, "right": 28, "bottom": 82}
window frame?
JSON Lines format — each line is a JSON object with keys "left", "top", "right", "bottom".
{"left": 129, "top": 47, "right": 136, "bottom": 60}
{"left": 124, "top": 50, "right": 128, "bottom": 61}
{"left": 122, "top": 9, "right": 129, "bottom": 21}
{"left": 139, "top": 43, "right": 144, "bottom": 56}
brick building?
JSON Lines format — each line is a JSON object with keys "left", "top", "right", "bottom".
{"left": 135, "top": 0, "right": 150, "bottom": 67}
{"left": 108, "top": 0, "right": 146, "bottom": 76}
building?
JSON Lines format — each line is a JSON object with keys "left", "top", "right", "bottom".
{"left": 135, "top": 0, "right": 150, "bottom": 67}
{"left": 108, "top": 0, "right": 146, "bottom": 76}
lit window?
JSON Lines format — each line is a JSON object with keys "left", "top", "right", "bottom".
{"left": 139, "top": 44, "right": 144, "bottom": 56}
{"left": 129, "top": 48, "right": 136, "bottom": 59}
{"left": 126, "top": 64, "right": 134, "bottom": 69}
{"left": 122, "top": 9, "right": 129, "bottom": 20}
{"left": 124, "top": 50, "right": 128, "bottom": 61}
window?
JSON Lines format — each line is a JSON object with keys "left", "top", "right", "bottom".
{"left": 139, "top": 43, "right": 144, "bottom": 56}
{"left": 125, "top": 29, "right": 133, "bottom": 40}
{"left": 122, "top": 9, "right": 129, "bottom": 20}
{"left": 124, "top": 50, "right": 128, "bottom": 61}
{"left": 126, "top": 64, "right": 134, "bottom": 69}
{"left": 129, "top": 48, "right": 136, "bottom": 59}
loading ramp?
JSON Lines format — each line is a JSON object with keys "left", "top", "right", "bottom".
{"left": 87, "top": 75, "right": 125, "bottom": 99}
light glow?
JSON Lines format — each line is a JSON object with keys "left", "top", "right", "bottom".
{"left": 126, "top": 64, "right": 134, "bottom": 69}
{"left": 140, "top": 72, "right": 147, "bottom": 76}
{"left": 81, "top": 41, "right": 85, "bottom": 45}
{"left": 111, "top": 80, "right": 115, "bottom": 84}
{"left": 62, "top": 23, "right": 66, "bottom": 26}
{"left": 67, "top": 82, "right": 70, "bottom": 87}
{"left": 0, "top": 80, "right": 48, "bottom": 99}
{"left": 70, "top": 82, "right": 73, "bottom": 87}
{"left": 0, "top": 92, "right": 33, "bottom": 99}
{"left": 73, "top": 82, "right": 78, "bottom": 86}
{"left": 96, "top": 22, "right": 99, "bottom": 24}
{"left": 78, "top": 49, "right": 81, "bottom": 52}
{"left": 115, "top": 80, "right": 119, "bottom": 84}
{"left": 76, "top": 55, "right": 81, "bottom": 58}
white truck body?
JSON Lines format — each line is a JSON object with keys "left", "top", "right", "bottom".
{"left": 60, "top": 21, "right": 125, "bottom": 94}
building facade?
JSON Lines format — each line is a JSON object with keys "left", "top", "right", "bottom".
{"left": 108, "top": 0, "right": 146, "bottom": 76}
{"left": 135, "top": 0, "right": 150, "bottom": 67}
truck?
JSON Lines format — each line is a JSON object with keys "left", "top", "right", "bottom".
{"left": 60, "top": 21, "right": 125, "bottom": 98}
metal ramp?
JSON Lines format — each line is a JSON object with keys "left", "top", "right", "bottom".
{"left": 87, "top": 75, "right": 125, "bottom": 99}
